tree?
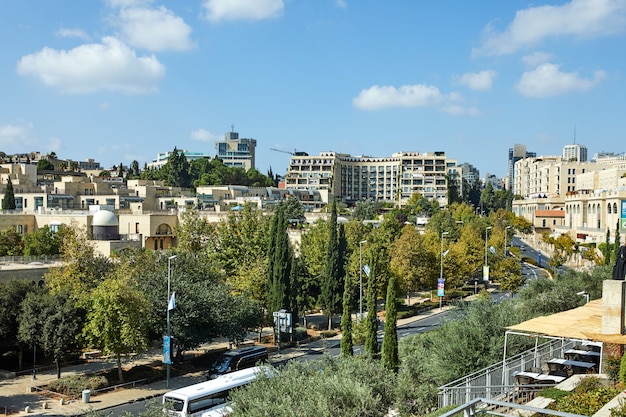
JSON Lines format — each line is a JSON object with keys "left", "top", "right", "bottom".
{"left": 340, "top": 278, "right": 354, "bottom": 357}
{"left": 389, "top": 226, "right": 437, "bottom": 298}
{"left": 320, "top": 200, "right": 341, "bottom": 330}
{"left": 0, "top": 280, "right": 34, "bottom": 370}
{"left": 37, "top": 158, "right": 54, "bottom": 171}
{"left": 24, "top": 225, "right": 64, "bottom": 256}
{"left": 40, "top": 291, "right": 81, "bottom": 378}
{"left": 2, "top": 176, "right": 16, "bottom": 210}
{"left": 352, "top": 200, "right": 379, "bottom": 221}
{"left": 614, "top": 221, "right": 622, "bottom": 264}
{"left": 382, "top": 275, "right": 398, "bottom": 371}
{"left": 266, "top": 206, "right": 292, "bottom": 316}
{"left": 228, "top": 357, "right": 397, "bottom": 417}
{"left": 282, "top": 195, "right": 305, "bottom": 224}
{"left": 83, "top": 276, "right": 150, "bottom": 382}
{"left": 0, "top": 227, "right": 24, "bottom": 256}
{"left": 17, "top": 287, "right": 48, "bottom": 375}
{"left": 364, "top": 263, "right": 379, "bottom": 358}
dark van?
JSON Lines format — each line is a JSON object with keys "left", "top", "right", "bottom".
{"left": 208, "top": 346, "right": 268, "bottom": 379}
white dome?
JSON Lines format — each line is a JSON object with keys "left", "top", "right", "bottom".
{"left": 92, "top": 210, "right": 119, "bottom": 227}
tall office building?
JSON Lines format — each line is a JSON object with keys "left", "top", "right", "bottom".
{"left": 215, "top": 130, "right": 257, "bottom": 170}
{"left": 507, "top": 144, "right": 536, "bottom": 191}
{"left": 563, "top": 144, "right": 588, "bottom": 162}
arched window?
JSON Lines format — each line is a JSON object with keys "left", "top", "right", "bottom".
{"left": 608, "top": 203, "right": 612, "bottom": 214}
{"left": 614, "top": 203, "right": 618, "bottom": 214}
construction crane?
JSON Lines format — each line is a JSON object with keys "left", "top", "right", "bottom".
{"left": 270, "top": 148, "right": 297, "bottom": 155}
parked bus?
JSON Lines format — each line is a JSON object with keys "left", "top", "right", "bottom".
{"left": 162, "top": 366, "right": 273, "bottom": 417}
{"left": 208, "top": 346, "right": 268, "bottom": 379}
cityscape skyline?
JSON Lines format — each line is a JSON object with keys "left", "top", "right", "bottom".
{"left": 1, "top": 0, "right": 625, "bottom": 178}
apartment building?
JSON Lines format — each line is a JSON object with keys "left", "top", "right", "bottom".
{"left": 512, "top": 160, "right": 626, "bottom": 246}
{"left": 285, "top": 151, "right": 456, "bottom": 207}
{"left": 215, "top": 131, "right": 257, "bottom": 170}
{"left": 563, "top": 144, "right": 588, "bottom": 162}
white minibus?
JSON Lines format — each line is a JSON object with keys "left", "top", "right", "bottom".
{"left": 162, "top": 366, "right": 273, "bottom": 417}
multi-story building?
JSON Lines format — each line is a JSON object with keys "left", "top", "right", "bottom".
{"left": 285, "top": 151, "right": 457, "bottom": 207}
{"left": 459, "top": 163, "right": 480, "bottom": 184}
{"left": 507, "top": 144, "right": 536, "bottom": 191}
{"left": 147, "top": 150, "right": 212, "bottom": 169}
{"left": 512, "top": 158, "right": 626, "bottom": 248}
{"left": 215, "top": 131, "right": 257, "bottom": 170}
{"left": 563, "top": 144, "right": 588, "bottom": 162}
{"left": 512, "top": 156, "right": 604, "bottom": 198}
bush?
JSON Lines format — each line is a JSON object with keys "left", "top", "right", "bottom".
{"left": 319, "top": 330, "right": 337, "bottom": 339}
{"left": 575, "top": 376, "right": 605, "bottom": 393}
{"left": 607, "top": 357, "right": 622, "bottom": 384}
{"left": 539, "top": 387, "right": 571, "bottom": 401}
{"left": 292, "top": 327, "right": 308, "bottom": 341}
{"left": 552, "top": 386, "right": 619, "bottom": 416}
{"left": 47, "top": 374, "right": 108, "bottom": 397}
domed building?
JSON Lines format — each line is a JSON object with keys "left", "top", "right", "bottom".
{"left": 91, "top": 209, "right": 120, "bottom": 241}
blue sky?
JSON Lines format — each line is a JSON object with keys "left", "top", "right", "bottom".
{"left": 0, "top": 0, "right": 624, "bottom": 178}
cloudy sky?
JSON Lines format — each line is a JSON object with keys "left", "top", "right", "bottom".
{"left": 1, "top": 0, "right": 624, "bottom": 177}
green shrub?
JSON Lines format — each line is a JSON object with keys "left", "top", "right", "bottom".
{"left": 320, "top": 330, "right": 337, "bottom": 338}
{"left": 552, "top": 387, "right": 619, "bottom": 416}
{"left": 607, "top": 357, "right": 621, "bottom": 384}
{"left": 47, "top": 374, "right": 109, "bottom": 397}
{"left": 575, "top": 376, "right": 604, "bottom": 393}
{"left": 293, "top": 327, "right": 308, "bottom": 341}
{"left": 539, "top": 387, "right": 571, "bottom": 401}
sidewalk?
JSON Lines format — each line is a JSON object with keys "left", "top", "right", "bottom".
{"left": 0, "top": 306, "right": 448, "bottom": 416}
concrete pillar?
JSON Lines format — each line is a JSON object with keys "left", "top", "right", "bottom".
{"left": 602, "top": 280, "right": 626, "bottom": 335}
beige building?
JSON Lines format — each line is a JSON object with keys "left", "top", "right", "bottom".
{"left": 513, "top": 163, "right": 626, "bottom": 248}
{"left": 285, "top": 151, "right": 458, "bottom": 207}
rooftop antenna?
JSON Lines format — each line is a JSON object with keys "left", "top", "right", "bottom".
{"left": 231, "top": 123, "right": 235, "bottom": 133}
{"left": 573, "top": 125, "right": 576, "bottom": 144}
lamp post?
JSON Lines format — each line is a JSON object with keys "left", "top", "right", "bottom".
{"left": 359, "top": 240, "right": 367, "bottom": 320}
{"left": 484, "top": 226, "right": 492, "bottom": 283}
{"left": 166, "top": 255, "right": 176, "bottom": 389}
{"left": 504, "top": 226, "right": 511, "bottom": 256}
{"left": 440, "top": 232, "right": 449, "bottom": 310}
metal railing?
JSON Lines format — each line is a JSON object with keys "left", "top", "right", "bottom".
{"left": 438, "top": 338, "right": 577, "bottom": 407}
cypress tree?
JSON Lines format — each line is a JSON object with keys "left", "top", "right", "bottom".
{"left": 340, "top": 278, "right": 353, "bottom": 356}
{"left": 614, "top": 221, "right": 622, "bottom": 264}
{"left": 604, "top": 228, "right": 611, "bottom": 265}
{"left": 320, "top": 200, "right": 340, "bottom": 330}
{"left": 382, "top": 275, "right": 399, "bottom": 371}
{"left": 364, "top": 263, "right": 379, "bottom": 358}
{"left": 2, "top": 177, "right": 16, "bottom": 210}
{"left": 267, "top": 206, "right": 291, "bottom": 314}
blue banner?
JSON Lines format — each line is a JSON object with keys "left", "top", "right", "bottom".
{"left": 437, "top": 278, "right": 445, "bottom": 297}
{"left": 163, "top": 336, "right": 172, "bottom": 365}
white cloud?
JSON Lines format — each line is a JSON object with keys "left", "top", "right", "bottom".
{"left": 106, "top": 0, "right": 153, "bottom": 8}
{"left": 521, "top": 52, "right": 554, "bottom": 67}
{"left": 116, "top": 6, "right": 194, "bottom": 51}
{"left": 16, "top": 36, "right": 165, "bottom": 94}
{"left": 0, "top": 124, "right": 33, "bottom": 148}
{"left": 99, "top": 101, "right": 111, "bottom": 110}
{"left": 47, "top": 137, "right": 63, "bottom": 153}
{"left": 474, "top": 0, "right": 626, "bottom": 56}
{"left": 203, "top": 0, "right": 284, "bottom": 22}
{"left": 353, "top": 84, "right": 444, "bottom": 110}
{"left": 516, "top": 63, "right": 606, "bottom": 97}
{"left": 56, "top": 27, "right": 91, "bottom": 41}
{"left": 190, "top": 128, "right": 216, "bottom": 142}
{"left": 336, "top": 0, "right": 347, "bottom": 9}
{"left": 457, "top": 70, "right": 497, "bottom": 91}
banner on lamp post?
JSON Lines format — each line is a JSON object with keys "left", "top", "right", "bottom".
{"left": 483, "top": 265, "right": 490, "bottom": 282}
{"left": 163, "top": 336, "right": 172, "bottom": 365}
{"left": 437, "top": 278, "right": 445, "bottom": 297}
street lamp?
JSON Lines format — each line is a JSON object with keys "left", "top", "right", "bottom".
{"left": 484, "top": 226, "right": 493, "bottom": 282}
{"left": 359, "top": 240, "right": 367, "bottom": 320}
{"left": 166, "top": 255, "right": 177, "bottom": 388}
{"left": 440, "top": 232, "right": 449, "bottom": 310}
{"left": 504, "top": 226, "right": 512, "bottom": 256}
